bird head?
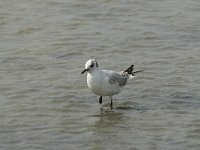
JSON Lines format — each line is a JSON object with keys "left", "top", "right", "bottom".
{"left": 81, "top": 59, "right": 99, "bottom": 74}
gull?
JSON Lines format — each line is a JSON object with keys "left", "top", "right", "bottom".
{"left": 81, "top": 59, "right": 142, "bottom": 109}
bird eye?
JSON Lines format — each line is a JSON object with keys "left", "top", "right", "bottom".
{"left": 90, "top": 64, "right": 94, "bottom": 68}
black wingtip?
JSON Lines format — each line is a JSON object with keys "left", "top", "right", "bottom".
{"left": 124, "top": 64, "right": 134, "bottom": 74}
{"left": 132, "top": 70, "right": 143, "bottom": 76}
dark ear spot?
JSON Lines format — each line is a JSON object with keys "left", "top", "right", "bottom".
{"left": 95, "top": 61, "right": 98, "bottom": 68}
{"left": 90, "top": 63, "right": 94, "bottom": 68}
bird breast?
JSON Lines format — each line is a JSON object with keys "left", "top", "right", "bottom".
{"left": 87, "top": 71, "right": 120, "bottom": 96}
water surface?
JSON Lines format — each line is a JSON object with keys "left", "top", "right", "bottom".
{"left": 0, "top": 0, "right": 200, "bottom": 150}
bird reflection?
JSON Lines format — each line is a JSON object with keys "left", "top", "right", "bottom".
{"left": 91, "top": 103, "right": 147, "bottom": 130}
{"left": 92, "top": 108, "right": 124, "bottom": 129}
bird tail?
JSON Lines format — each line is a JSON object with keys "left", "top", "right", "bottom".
{"left": 123, "top": 64, "right": 143, "bottom": 79}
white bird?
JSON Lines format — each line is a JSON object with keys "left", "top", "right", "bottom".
{"left": 81, "top": 59, "right": 142, "bottom": 109}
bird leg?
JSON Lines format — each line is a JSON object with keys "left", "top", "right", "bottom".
{"left": 99, "top": 96, "right": 102, "bottom": 104}
{"left": 110, "top": 97, "right": 113, "bottom": 109}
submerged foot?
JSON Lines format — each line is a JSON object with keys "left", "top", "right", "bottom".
{"left": 110, "top": 98, "right": 113, "bottom": 109}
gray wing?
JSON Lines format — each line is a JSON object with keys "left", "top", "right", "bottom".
{"left": 106, "top": 71, "right": 128, "bottom": 87}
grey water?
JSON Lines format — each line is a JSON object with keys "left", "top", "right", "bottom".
{"left": 0, "top": 0, "right": 200, "bottom": 150}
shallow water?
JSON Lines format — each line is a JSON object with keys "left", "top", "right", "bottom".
{"left": 0, "top": 0, "right": 200, "bottom": 150}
